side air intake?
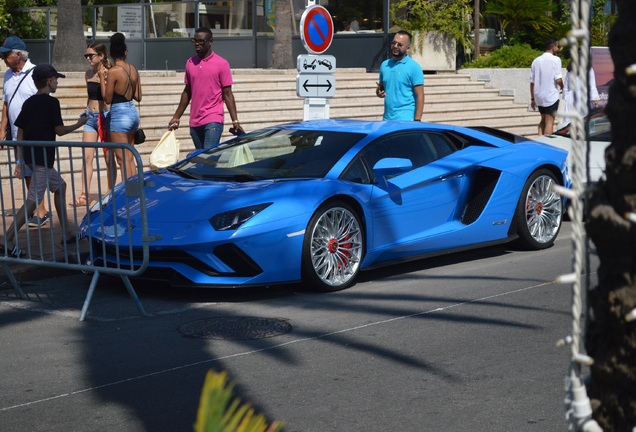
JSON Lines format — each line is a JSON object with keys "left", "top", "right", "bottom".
{"left": 462, "top": 168, "right": 501, "bottom": 225}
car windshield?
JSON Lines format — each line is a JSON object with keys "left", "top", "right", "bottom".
{"left": 172, "top": 128, "right": 365, "bottom": 181}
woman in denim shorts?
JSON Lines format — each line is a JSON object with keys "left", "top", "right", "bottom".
{"left": 99, "top": 32, "right": 141, "bottom": 181}
{"left": 72, "top": 42, "right": 113, "bottom": 207}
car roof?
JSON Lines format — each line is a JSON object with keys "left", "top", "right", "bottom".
{"left": 272, "top": 119, "right": 459, "bottom": 135}
{"left": 269, "top": 119, "right": 528, "bottom": 147}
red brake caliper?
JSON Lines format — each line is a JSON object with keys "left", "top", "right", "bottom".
{"left": 527, "top": 199, "right": 543, "bottom": 216}
{"left": 327, "top": 236, "right": 351, "bottom": 268}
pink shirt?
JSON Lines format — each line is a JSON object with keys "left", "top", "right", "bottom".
{"left": 185, "top": 52, "right": 234, "bottom": 127}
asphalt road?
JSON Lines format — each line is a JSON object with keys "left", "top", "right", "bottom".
{"left": 0, "top": 222, "right": 596, "bottom": 432}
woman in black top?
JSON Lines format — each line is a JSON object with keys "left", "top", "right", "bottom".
{"left": 99, "top": 33, "right": 141, "bottom": 181}
{"left": 72, "top": 42, "right": 112, "bottom": 206}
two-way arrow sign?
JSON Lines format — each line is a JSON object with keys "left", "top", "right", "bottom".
{"left": 296, "top": 73, "right": 336, "bottom": 98}
{"left": 303, "top": 77, "right": 333, "bottom": 93}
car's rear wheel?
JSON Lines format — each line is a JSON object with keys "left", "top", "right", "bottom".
{"left": 302, "top": 201, "right": 364, "bottom": 291}
{"left": 516, "top": 169, "right": 563, "bottom": 249}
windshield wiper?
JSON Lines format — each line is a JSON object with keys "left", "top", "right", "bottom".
{"left": 200, "top": 173, "right": 262, "bottom": 182}
{"left": 166, "top": 167, "right": 200, "bottom": 179}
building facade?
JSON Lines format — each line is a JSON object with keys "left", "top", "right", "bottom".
{"left": 23, "top": 0, "right": 396, "bottom": 72}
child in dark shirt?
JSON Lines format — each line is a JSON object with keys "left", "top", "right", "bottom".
{"left": 1, "top": 64, "right": 87, "bottom": 257}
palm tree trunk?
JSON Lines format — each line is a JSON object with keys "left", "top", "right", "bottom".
{"left": 271, "top": 0, "right": 294, "bottom": 69}
{"left": 52, "top": 0, "right": 87, "bottom": 71}
{"left": 473, "top": 0, "right": 480, "bottom": 59}
{"left": 585, "top": 0, "right": 636, "bottom": 430}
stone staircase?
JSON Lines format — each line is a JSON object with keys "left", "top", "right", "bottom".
{"left": 2, "top": 69, "right": 540, "bottom": 180}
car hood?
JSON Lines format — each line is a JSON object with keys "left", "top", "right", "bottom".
{"left": 115, "top": 171, "right": 342, "bottom": 224}
{"left": 138, "top": 174, "right": 268, "bottom": 222}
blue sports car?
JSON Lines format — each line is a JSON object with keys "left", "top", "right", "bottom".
{"left": 82, "top": 120, "right": 569, "bottom": 291}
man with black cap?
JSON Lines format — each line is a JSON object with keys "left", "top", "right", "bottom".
{"left": 1, "top": 64, "right": 88, "bottom": 258}
{"left": 0, "top": 35, "right": 50, "bottom": 227}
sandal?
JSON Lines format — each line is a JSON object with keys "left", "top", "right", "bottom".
{"left": 70, "top": 193, "right": 88, "bottom": 207}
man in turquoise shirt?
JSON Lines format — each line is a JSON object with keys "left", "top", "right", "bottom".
{"left": 376, "top": 30, "right": 425, "bottom": 121}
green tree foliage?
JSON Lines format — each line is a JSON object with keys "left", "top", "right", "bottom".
{"left": 463, "top": 43, "right": 542, "bottom": 68}
{"left": 390, "top": 0, "right": 472, "bottom": 52}
{"left": 590, "top": 0, "right": 615, "bottom": 46}
{"left": 0, "top": 0, "right": 54, "bottom": 39}
{"left": 484, "top": 0, "right": 558, "bottom": 46}
{"left": 0, "top": 0, "right": 125, "bottom": 40}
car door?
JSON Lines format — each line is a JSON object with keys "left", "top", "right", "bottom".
{"left": 345, "top": 131, "right": 467, "bottom": 261}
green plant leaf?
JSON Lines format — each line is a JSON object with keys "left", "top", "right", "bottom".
{"left": 194, "top": 370, "right": 283, "bottom": 432}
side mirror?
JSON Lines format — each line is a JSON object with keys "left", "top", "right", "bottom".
{"left": 372, "top": 157, "right": 412, "bottom": 188}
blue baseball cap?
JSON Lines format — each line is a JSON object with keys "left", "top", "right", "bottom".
{"left": 0, "top": 36, "right": 27, "bottom": 53}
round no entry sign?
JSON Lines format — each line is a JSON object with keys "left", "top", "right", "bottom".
{"left": 300, "top": 5, "right": 334, "bottom": 54}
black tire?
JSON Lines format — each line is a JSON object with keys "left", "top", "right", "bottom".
{"left": 515, "top": 169, "right": 563, "bottom": 249}
{"left": 301, "top": 200, "right": 364, "bottom": 291}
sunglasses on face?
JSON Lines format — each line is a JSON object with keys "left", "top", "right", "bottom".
{"left": 1, "top": 51, "right": 14, "bottom": 60}
{"left": 191, "top": 37, "right": 211, "bottom": 45}
{"left": 84, "top": 53, "right": 97, "bottom": 60}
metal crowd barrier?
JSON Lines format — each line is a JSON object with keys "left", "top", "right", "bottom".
{"left": 0, "top": 139, "right": 154, "bottom": 321}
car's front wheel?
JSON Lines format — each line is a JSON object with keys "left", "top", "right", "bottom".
{"left": 515, "top": 169, "right": 563, "bottom": 249}
{"left": 302, "top": 201, "right": 364, "bottom": 291}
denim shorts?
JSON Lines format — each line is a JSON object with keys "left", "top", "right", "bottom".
{"left": 83, "top": 110, "right": 110, "bottom": 134}
{"left": 109, "top": 101, "right": 140, "bottom": 134}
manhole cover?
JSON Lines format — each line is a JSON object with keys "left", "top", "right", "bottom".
{"left": 177, "top": 316, "right": 292, "bottom": 340}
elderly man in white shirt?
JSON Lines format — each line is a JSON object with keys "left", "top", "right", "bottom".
{"left": 530, "top": 37, "right": 564, "bottom": 135}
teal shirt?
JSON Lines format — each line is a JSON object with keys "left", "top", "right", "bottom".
{"left": 379, "top": 54, "right": 424, "bottom": 121}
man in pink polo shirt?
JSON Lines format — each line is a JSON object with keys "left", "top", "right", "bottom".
{"left": 168, "top": 27, "right": 244, "bottom": 149}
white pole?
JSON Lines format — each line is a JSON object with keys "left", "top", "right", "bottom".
{"left": 291, "top": 0, "right": 297, "bottom": 34}
{"left": 148, "top": 0, "right": 157, "bottom": 37}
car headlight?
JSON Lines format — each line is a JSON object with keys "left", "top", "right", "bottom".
{"left": 210, "top": 203, "right": 272, "bottom": 231}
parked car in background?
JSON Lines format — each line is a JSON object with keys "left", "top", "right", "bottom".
{"left": 535, "top": 110, "right": 610, "bottom": 186}
{"left": 81, "top": 120, "right": 569, "bottom": 291}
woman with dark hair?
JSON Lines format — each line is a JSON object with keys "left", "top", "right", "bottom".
{"left": 72, "top": 41, "right": 113, "bottom": 206}
{"left": 99, "top": 32, "right": 141, "bottom": 180}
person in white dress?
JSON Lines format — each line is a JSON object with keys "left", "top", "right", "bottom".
{"left": 561, "top": 63, "right": 600, "bottom": 129}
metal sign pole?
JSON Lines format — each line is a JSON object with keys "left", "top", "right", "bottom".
{"left": 298, "top": 3, "right": 335, "bottom": 120}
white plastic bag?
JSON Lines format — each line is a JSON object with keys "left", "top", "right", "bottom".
{"left": 150, "top": 130, "right": 181, "bottom": 170}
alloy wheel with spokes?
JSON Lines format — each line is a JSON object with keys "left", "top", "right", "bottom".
{"left": 302, "top": 201, "right": 364, "bottom": 291}
{"left": 516, "top": 169, "right": 563, "bottom": 249}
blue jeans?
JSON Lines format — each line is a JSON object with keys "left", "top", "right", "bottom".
{"left": 190, "top": 122, "right": 223, "bottom": 149}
